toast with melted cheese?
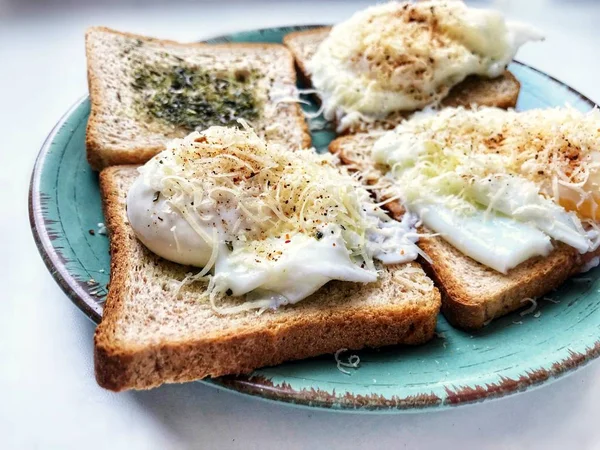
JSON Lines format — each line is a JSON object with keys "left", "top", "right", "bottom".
{"left": 94, "top": 165, "right": 441, "bottom": 391}
{"left": 329, "top": 129, "right": 600, "bottom": 330}
{"left": 284, "top": 27, "right": 520, "bottom": 134}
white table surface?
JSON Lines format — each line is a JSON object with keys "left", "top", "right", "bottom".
{"left": 2, "top": 0, "right": 600, "bottom": 448}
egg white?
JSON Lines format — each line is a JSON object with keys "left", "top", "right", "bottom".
{"left": 414, "top": 199, "right": 552, "bottom": 274}
{"left": 127, "top": 129, "right": 422, "bottom": 310}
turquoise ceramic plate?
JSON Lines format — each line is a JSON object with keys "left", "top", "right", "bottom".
{"left": 30, "top": 26, "right": 600, "bottom": 412}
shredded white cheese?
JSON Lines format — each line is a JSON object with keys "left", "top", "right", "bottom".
{"left": 581, "top": 257, "right": 600, "bottom": 273}
{"left": 373, "top": 106, "right": 600, "bottom": 254}
{"left": 520, "top": 297, "right": 538, "bottom": 316}
{"left": 132, "top": 122, "right": 423, "bottom": 314}
{"left": 97, "top": 222, "right": 107, "bottom": 235}
{"left": 334, "top": 348, "right": 361, "bottom": 375}
{"left": 142, "top": 123, "right": 385, "bottom": 253}
{"left": 307, "top": 1, "right": 543, "bottom": 131}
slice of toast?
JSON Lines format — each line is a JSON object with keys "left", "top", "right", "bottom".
{"left": 283, "top": 27, "right": 520, "bottom": 133}
{"left": 86, "top": 27, "right": 310, "bottom": 170}
{"left": 330, "top": 133, "right": 600, "bottom": 329}
{"left": 94, "top": 166, "right": 441, "bottom": 391}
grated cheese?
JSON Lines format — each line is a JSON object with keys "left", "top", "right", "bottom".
{"left": 581, "top": 257, "right": 600, "bottom": 274}
{"left": 334, "top": 348, "right": 361, "bottom": 375}
{"left": 520, "top": 297, "right": 538, "bottom": 316}
{"left": 307, "top": 1, "right": 542, "bottom": 131}
{"left": 97, "top": 222, "right": 107, "bottom": 235}
{"left": 373, "top": 106, "right": 600, "bottom": 254}
{"left": 135, "top": 122, "right": 423, "bottom": 313}
{"left": 140, "top": 122, "right": 380, "bottom": 255}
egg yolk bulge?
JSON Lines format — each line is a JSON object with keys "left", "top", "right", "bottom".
{"left": 127, "top": 124, "right": 422, "bottom": 312}
{"left": 372, "top": 107, "right": 600, "bottom": 273}
{"left": 551, "top": 153, "right": 600, "bottom": 221}
{"left": 307, "top": 0, "right": 543, "bottom": 126}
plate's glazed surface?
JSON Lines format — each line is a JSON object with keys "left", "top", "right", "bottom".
{"left": 30, "top": 26, "right": 600, "bottom": 412}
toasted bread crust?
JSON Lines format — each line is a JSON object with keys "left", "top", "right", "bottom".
{"left": 96, "top": 300, "right": 439, "bottom": 391}
{"left": 95, "top": 166, "right": 440, "bottom": 391}
{"left": 86, "top": 27, "right": 310, "bottom": 171}
{"left": 418, "top": 237, "right": 599, "bottom": 329}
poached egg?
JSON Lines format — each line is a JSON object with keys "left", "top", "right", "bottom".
{"left": 372, "top": 107, "right": 600, "bottom": 273}
{"left": 307, "top": 0, "right": 543, "bottom": 131}
{"left": 127, "top": 124, "right": 422, "bottom": 312}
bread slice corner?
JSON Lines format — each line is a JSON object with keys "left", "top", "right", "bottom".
{"left": 283, "top": 26, "right": 331, "bottom": 84}
{"left": 85, "top": 27, "right": 310, "bottom": 171}
{"left": 94, "top": 165, "right": 441, "bottom": 391}
{"left": 419, "top": 238, "right": 598, "bottom": 329}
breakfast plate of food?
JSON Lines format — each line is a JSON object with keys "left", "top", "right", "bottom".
{"left": 30, "top": 1, "right": 600, "bottom": 412}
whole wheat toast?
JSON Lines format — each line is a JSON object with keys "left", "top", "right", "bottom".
{"left": 95, "top": 166, "right": 441, "bottom": 391}
{"left": 86, "top": 27, "right": 310, "bottom": 170}
{"left": 329, "top": 133, "right": 600, "bottom": 329}
{"left": 283, "top": 27, "right": 520, "bottom": 133}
